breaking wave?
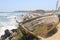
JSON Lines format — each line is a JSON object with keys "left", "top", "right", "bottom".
{"left": 0, "top": 12, "right": 28, "bottom": 37}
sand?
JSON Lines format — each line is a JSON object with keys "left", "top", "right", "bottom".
{"left": 42, "top": 23, "right": 60, "bottom": 40}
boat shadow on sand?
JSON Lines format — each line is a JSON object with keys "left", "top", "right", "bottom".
{"left": 46, "top": 27, "right": 58, "bottom": 38}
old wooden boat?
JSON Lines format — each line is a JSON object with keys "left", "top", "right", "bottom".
{"left": 18, "top": 14, "right": 59, "bottom": 39}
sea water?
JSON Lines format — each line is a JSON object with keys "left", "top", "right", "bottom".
{"left": 0, "top": 12, "right": 29, "bottom": 37}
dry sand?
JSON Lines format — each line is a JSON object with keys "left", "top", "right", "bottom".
{"left": 42, "top": 23, "right": 60, "bottom": 40}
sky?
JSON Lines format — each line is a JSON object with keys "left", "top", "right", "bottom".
{"left": 0, "top": 0, "right": 60, "bottom": 12}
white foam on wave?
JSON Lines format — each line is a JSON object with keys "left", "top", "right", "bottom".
{"left": 0, "top": 15, "right": 23, "bottom": 37}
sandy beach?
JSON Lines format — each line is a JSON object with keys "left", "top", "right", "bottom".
{"left": 42, "top": 23, "right": 60, "bottom": 40}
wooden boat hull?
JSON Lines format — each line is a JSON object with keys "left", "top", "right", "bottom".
{"left": 18, "top": 15, "right": 59, "bottom": 38}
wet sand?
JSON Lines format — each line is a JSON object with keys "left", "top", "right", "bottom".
{"left": 42, "top": 23, "right": 60, "bottom": 40}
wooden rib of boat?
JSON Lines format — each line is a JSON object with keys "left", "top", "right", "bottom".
{"left": 18, "top": 14, "right": 59, "bottom": 39}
